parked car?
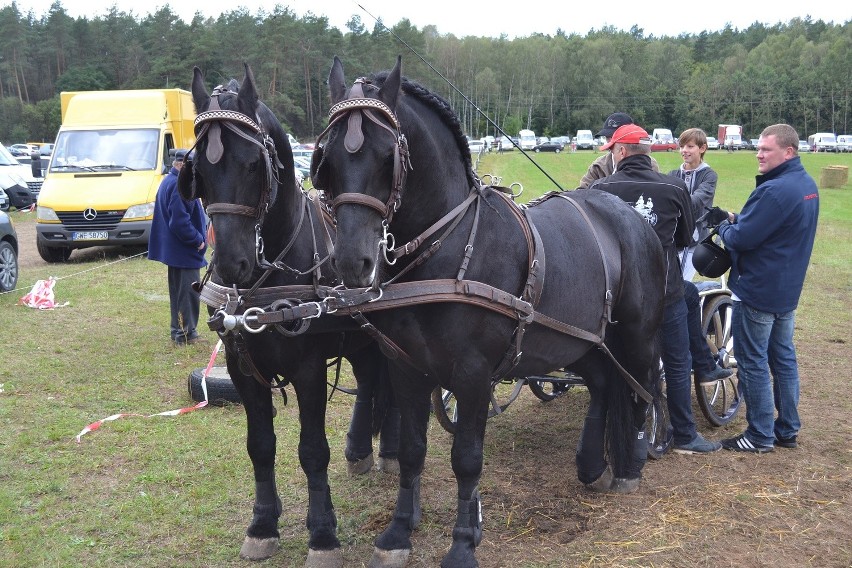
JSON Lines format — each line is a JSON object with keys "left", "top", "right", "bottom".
{"left": 798, "top": 140, "right": 811, "bottom": 152}
{"left": 0, "top": 187, "right": 9, "bottom": 211}
{"left": 293, "top": 156, "right": 312, "bottom": 179}
{"left": 837, "top": 135, "right": 852, "bottom": 152}
{"left": 468, "top": 139, "right": 486, "bottom": 154}
{"left": 0, "top": 144, "right": 40, "bottom": 209}
{"left": 497, "top": 135, "right": 514, "bottom": 151}
{"left": 706, "top": 136, "right": 719, "bottom": 150}
{"left": 745, "top": 138, "right": 759, "bottom": 151}
{"left": 532, "top": 141, "right": 564, "bottom": 153}
{"left": 39, "top": 143, "right": 54, "bottom": 156}
{"left": 0, "top": 210, "right": 18, "bottom": 292}
{"left": 7, "top": 144, "right": 31, "bottom": 157}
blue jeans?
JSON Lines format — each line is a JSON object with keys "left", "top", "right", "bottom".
{"left": 732, "top": 301, "right": 800, "bottom": 446}
{"left": 684, "top": 280, "right": 716, "bottom": 375}
{"left": 660, "top": 298, "right": 695, "bottom": 445}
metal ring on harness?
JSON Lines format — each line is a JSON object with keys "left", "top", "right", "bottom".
{"left": 270, "top": 299, "right": 311, "bottom": 337}
{"left": 241, "top": 306, "right": 268, "bottom": 334}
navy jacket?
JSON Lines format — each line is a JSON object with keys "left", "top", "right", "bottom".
{"left": 148, "top": 167, "right": 207, "bottom": 269}
{"left": 718, "top": 157, "right": 818, "bottom": 313}
{"left": 589, "top": 154, "right": 694, "bottom": 305}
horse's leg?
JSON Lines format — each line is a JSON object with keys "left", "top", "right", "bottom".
{"left": 224, "top": 351, "right": 282, "bottom": 561}
{"left": 292, "top": 352, "right": 343, "bottom": 567}
{"left": 572, "top": 352, "right": 613, "bottom": 490}
{"left": 346, "top": 345, "right": 400, "bottom": 475}
{"left": 370, "top": 367, "right": 431, "bottom": 568}
{"left": 439, "top": 378, "right": 490, "bottom": 568}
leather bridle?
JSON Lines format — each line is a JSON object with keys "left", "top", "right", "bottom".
{"left": 193, "top": 85, "right": 285, "bottom": 225}
{"left": 311, "top": 78, "right": 411, "bottom": 224}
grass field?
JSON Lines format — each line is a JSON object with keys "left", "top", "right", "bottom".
{"left": 0, "top": 148, "right": 850, "bottom": 566}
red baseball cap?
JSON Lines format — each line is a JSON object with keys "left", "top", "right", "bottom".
{"left": 600, "top": 124, "right": 651, "bottom": 151}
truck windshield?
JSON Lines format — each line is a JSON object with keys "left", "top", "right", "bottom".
{"left": 50, "top": 129, "right": 160, "bottom": 172}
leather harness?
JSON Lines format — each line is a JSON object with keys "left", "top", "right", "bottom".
{"left": 196, "top": 83, "right": 652, "bottom": 404}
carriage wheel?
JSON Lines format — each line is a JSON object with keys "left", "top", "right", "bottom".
{"left": 646, "top": 363, "right": 673, "bottom": 459}
{"left": 695, "top": 295, "right": 741, "bottom": 426}
{"left": 527, "top": 378, "right": 572, "bottom": 401}
{"left": 526, "top": 370, "right": 582, "bottom": 402}
{"left": 431, "top": 380, "right": 516, "bottom": 435}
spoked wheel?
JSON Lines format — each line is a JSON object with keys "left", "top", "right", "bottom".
{"left": 431, "top": 379, "right": 520, "bottom": 435}
{"left": 695, "top": 294, "right": 741, "bottom": 426}
{"left": 526, "top": 370, "right": 584, "bottom": 402}
{"left": 646, "top": 363, "right": 673, "bottom": 459}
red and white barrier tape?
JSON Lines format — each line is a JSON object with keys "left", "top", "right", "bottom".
{"left": 75, "top": 339, "right": 223, "bottom": 443}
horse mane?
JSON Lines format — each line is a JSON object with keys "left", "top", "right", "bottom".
{"left": 367, "top": 70, "right": 478, "bottom": 189}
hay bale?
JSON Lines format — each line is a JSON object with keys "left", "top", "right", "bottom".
{"left": 820, "top": 166, "right": 848, "bottom": 189}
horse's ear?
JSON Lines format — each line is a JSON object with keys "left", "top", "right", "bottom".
{"left": 238, "top": 63, "right": 258, "bottom": 110}
{"left": 177, "top": 157, "right": 203, "bottom": 201}
{"left": 378, "top": 56, "right": 402, "bottom": 110}
{"left": 191, "top": 67, "right": 208, "bottom": 112}
{"left": 328, "top": 56, "right": 346, "bottom": 103}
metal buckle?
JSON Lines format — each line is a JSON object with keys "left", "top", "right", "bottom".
{"left": 242, "top": 306, "right": 268, "bottom": 334}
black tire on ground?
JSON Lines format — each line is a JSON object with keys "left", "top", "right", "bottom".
{"left": 36, "top": 240, "right": 72, "bottom": 263}
{"left": 646, "top": 366, "right": 673, "bottom": 459}
{"left": 695, "top": 294, "right": 741, "bottom": 426}
{"left": 188, "top": 366, "right": 242, "bottom": 405}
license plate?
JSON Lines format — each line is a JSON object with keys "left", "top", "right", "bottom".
{"left": 72, "top": 231, "right": 108, "bottom": 241}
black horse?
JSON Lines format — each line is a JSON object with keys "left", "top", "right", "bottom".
{"left": 178, "top": 65, "right": 399, "bottom": 566}
{"left": 311, "top": 56, "right": 667, "bottom": 567}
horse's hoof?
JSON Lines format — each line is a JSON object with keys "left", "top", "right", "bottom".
{"left": 368, "top": 547, "right": 410, "bottom": 568}
{"left": 376, "top": 456, "right": 399, "bottom": 474}
{"left": 347, "top": 452, "right": 374, "bottom": 476}
{"left": 305, "top": 548, "right": 344, "bottom": 568}
{"left": 610, "top": 476, "right": 641, "bottom": 494}
{"left": 583, "top": 466, "right": 613, "bottom": 493}
{"left": 239, "top": 536, "right": 279, "bottom": 560}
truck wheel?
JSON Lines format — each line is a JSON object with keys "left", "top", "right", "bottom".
{"left": 36, "top": 240, "right": 72, "bottom": 263}
{"left": 187, "top": 366, "right": 242, "bottom": 405}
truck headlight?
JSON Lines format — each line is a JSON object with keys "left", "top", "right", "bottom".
{"left": 123, "top": 202, "right": 155, "bottom": 220}
{"left": 37, "top": 205, "right": 59, "bottom": 221}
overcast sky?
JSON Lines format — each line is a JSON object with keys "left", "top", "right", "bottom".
{"left": 11, "top": 0, "right": 851, "bottom": 38}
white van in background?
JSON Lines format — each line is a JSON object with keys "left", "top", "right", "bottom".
{"left": 576, "top": 129, "right": 594, "bottom": 150}
{"left": 836, "top": 135, "right": 852, "bottom": 152}
{"left": 518, "top": 129, "right": 536, "bottom": 150}
{"left": 807, "top": 132, "right": 838, "bottom": 152}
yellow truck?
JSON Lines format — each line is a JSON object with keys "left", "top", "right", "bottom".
{"left": 36, "top": 89, "right": 195, "bottom": 262}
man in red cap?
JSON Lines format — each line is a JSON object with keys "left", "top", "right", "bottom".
{"left": 589, "top": 124, "right": 720, "bottom": 454}
{"left": 577, "top": 112, "right": 658, "bottom": 188}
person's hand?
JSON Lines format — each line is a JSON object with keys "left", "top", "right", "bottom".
{"left": 700, "top": 206, "right": 730, "bottom": 227}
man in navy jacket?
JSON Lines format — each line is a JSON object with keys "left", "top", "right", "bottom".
{"left": 148, "top": 149, "right": 208, "bottom": 345}
{"left": 713, "top": 124, "right": 819, "bottom": 453}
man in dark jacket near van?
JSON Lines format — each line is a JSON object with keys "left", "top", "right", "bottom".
{"left": 590, "top": 124, "right": 720, "bottom": 454}
{"left": 148, "top": 149, "right": 207, "bottom": 345}
{"left": 711, "top": 124, "right": 819, "bottom": 453}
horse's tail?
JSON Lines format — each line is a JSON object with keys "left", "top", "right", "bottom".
{"left": 603, "top": 329, "right": 656, "bottom": 480}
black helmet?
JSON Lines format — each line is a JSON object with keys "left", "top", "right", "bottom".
{"left": 692, "top": 232, "right": 731, "bottom": 278}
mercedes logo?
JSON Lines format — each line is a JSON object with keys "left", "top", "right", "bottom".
{"left": 83, "top": 208, "right": 98, "bottom": 221}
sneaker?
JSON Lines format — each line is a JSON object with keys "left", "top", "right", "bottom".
{"left": 721, "top": 433, "right": 774, "bottom": 453}
{"left": 775, "top": 435, "right": 798, "bottom": 449}
{"left": 673, "top": 434, "right": 722, "bottom": 454}
{"left": 696, "top": 364, "right": 734, "bottom": 385}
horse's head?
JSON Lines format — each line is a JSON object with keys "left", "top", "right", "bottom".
{"left": 311, "top": 56, "right": 408, "bottom": 288}
{"left": 179, "top": 64, "right": 294, "bottom": 287}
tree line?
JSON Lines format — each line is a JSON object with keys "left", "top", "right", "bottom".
{"left": 1, "top": 2, "right": 850, "bottom": 145}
